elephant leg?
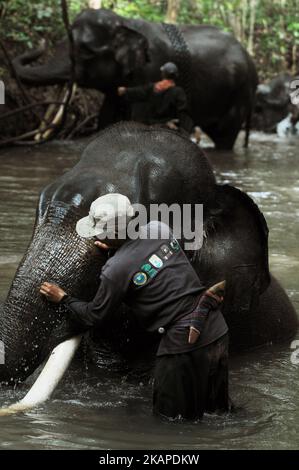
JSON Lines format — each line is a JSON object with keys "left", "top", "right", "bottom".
{"left": 203, "top": 106, "right": 243, "bottom": 150}
{"left": 97, "top": 94, "right": 129, "bottom": 130}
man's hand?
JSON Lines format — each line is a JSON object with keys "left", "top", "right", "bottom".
{"left": 166, "top": 119, "right": 179, "bottom": 130}
{"left": 207, "top": 280, "right": 226, "bottom": 302}
{"left": 94, "top": 240, "right": 110, "bottom": 250}
{"left": 40, "top": 282, "right": 66, "bottom": 303}
{"left": 117, "top": 87, "right": 127, "bottom": 96}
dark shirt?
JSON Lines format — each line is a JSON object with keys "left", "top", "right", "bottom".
{"left": 63, "top": 222, "right": 228, "bottom": 354}
{"left": 157, "top": 306, "right": 228, "bottom": 356}
{"left": 125, "top": 83, "right": 194, "bottom": 133}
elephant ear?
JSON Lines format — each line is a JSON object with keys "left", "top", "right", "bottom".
{"left": 193, "top": 184, "right": 270, "bottom": 338}
{"left": 113, "top": 25, "right": 150, "bottom": 77}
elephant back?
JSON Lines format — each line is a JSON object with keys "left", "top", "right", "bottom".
{"left": 77, "top": 122, "right": 216, "bottom": 207}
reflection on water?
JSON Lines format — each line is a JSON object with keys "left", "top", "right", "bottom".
{"left": 0, "top": 133, "right": 298, "bottom": 449}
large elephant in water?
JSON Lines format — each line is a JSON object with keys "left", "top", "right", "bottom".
{"left": 12, "top": 8, "right": 258, "bottom": 149}
{"left": 0, "top": 123, "right": 297, "bottom": 388}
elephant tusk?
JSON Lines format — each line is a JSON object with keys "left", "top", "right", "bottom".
{"left": 34, "top": 83, "right": 77, "bottom": 142}
{"left": 0, "top": 334, "right": 83, "bottom": 416}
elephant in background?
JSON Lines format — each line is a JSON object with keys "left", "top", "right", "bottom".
{"left": 0, "top": 122, "right": 297, "bottom": 386}
{"left": 253, "top": 73, "right": 299, "bottom": 133}
{"left": 12, "top": 8, "right": 258, "bottom": 149}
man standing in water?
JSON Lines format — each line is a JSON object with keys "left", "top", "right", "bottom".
{"left": 117, "top": 62, "right": 197, "bottom": 136}
{"left": 40, "top": 193, "right": 229, "bottom": 421}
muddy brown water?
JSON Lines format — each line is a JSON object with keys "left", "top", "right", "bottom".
{"left": 0, "top": 132, "right": 298, "bottom": 450}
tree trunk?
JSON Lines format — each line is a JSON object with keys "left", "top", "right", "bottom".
{"left": 88, "top": 0, "right": 102, "bottom": 8}
{"left": 241, "top": 0, "right": 249, "bottom": 44}
{"left": 165, "top": 0, "right": 181, "bottom": 24}
{"left": 247, "top": 0, "right": 257, "bottom": 55}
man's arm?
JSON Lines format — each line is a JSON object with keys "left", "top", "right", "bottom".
{"left": 188, "top": 281, "right": 225, "bottom": 344}
{"left": 61, "top": 276, "right": 123, "bottom": 328}
{"left": 118, "top": 84, "right": 153, "bottom": 102}
{"left": 40, "top": 275, "right": 124, "bottom": 329}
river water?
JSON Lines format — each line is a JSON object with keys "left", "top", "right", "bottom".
{"left": 0, "top": 132, "right": 298, "bottom": 450}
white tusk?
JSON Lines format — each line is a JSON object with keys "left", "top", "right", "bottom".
{"left": 0, "top": 334, "right": 83, "bottom": 416}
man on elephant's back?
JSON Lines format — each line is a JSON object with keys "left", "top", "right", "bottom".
{"left": 40, "top": 193, "right": 230, "bottom": 421}
{"left": 118, "top": 62, "right": 194, "bottom": 134}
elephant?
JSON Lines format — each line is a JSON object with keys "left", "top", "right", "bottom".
{"left": 253, "top": 73, "right": 299, "bottom": 133}
{"left": 0, "top": 122, "right": 297, "bottom": 396}
{"left": 12, "top": 8, "right": 258, "bottom": 150}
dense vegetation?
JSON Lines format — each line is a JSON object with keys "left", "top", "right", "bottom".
{"left": 1, "top": 0, "right": 298, "bottom": 79}
{"left": 0, "top": 1, "right": 298, "bottom": 142}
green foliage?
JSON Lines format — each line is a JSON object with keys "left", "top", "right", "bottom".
{"left": 0, "top": 0, "right": 87, "bottom": 47}
{"left": 1, "top": 0, "right": 299, "bottom": 76}
{"left": 111, "top": 0, "right": 166, "bottom": 21}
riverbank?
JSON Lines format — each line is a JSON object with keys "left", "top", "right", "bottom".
{"left": 0, "top": 43, "right": 103, "bottom": 142}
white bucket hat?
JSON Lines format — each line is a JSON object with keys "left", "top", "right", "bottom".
{"left": 76, "top": 193, "right": 134, "bottom": 239}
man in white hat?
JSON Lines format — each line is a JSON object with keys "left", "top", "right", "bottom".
{"left": 75, "top": 193, "right": 134, "bottom": 243}
{"left": 40, "top": 193, "right": 229, "bottom": 420}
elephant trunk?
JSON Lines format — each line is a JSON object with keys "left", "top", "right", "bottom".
{"left": 0, "top": 202, "right": 105, "bottom": 384}
{"left": 12, "top": 42, "right": 71, "bottom": 86}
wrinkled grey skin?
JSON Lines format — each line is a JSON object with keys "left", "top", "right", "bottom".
{"left": 253, "top": 73, "right": 299, "bottom": 132}
{"left": 0, "top": 123, "right": 297, "bottom": 384}
{"left": 12, "top": 8, "right": 258, "bottom": 149}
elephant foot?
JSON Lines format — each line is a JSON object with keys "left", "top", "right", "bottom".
{"left": 202, "top": 124, "right": 239, "bottom": 150}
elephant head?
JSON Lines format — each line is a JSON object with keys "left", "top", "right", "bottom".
{"left": 0, "top": 188, "right": 106, "bottom": 384}
{"left": 72, "top": 9, "right": 149, "bottom": 86}
{"left": 253, "top": 73, "right": 293, "bottom": 132}
{"left": 12, "top": 9, "right": 150, "bottom": 91}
